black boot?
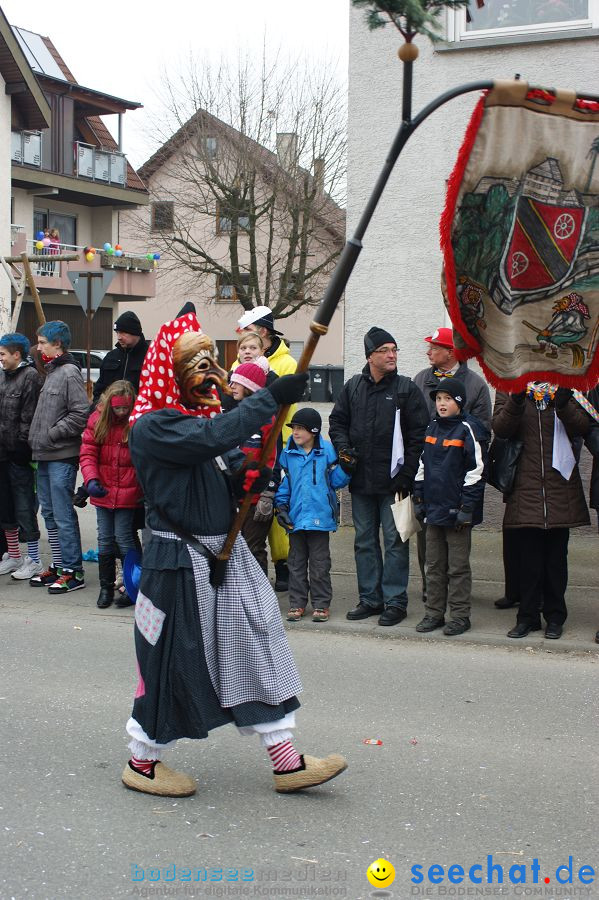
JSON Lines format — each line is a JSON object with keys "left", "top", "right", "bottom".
{"left": 274, "top": 559, "right": 289, "bottom": 592}
{"left": 97, "top": 553, "right": 116, "bottom": 609}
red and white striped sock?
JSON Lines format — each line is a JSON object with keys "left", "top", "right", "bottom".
{"left": 129, "top": 756, "right": 156, "bottom": 777}
{"left": 266, "top": 740, "right": 302, "bottom": 772}
{"left": 5, "top": 528, "right": 21, "bottom": 560}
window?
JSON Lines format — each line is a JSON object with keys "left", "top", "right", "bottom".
{"left": 280, "top": 271, "right": 304, "bottom": 302}
{"left": 33, "top": 210, "right": 76, "bottom": 246}
{"left": 151, "top": 201, "right": 174, "bottom": 232}
{"left": 216, "top": 272, "right": 250, "bottom": 301}
{"left": 216, "top": 202, "right": 250, "bottom": 234}
{"left": 204, "top": 137, "right": 218, "bottom": 159}
{"left": 448, "top": 0, "right": 598, "bottom": 42}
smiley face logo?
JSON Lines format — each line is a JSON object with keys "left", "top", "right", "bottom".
{"left": 366, "top": 858, "right": 395, "bottom": 888}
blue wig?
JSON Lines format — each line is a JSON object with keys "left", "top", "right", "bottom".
{"left": 0, "top": 332, "right": 30, "bottom": 358}
{"left": 37, "top": 320, "right": 71, "bottom": 350}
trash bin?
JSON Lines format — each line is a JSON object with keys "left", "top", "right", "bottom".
{"left": 309, "top": 366, "right": 329, "bottom": 403}
{"left": 329, "top": 366, "right": 345, "bottom": 403}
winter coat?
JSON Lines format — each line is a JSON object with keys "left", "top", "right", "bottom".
{"left": 413, "top": 362, "right": 492, "bottom": 431}
{"left": 80, "top": 410, "right": 143, "bottom": 509}
{"left": 129, "top": 390, "right": 278, "bottom": 535}
{"left": 237, "top": 413, "right": 278, "bottom": 506}
{"left": 92, "top": 336, "right": 150, "bottom": 403}
{"left": 492, "top": 391, "right": 590, "bottom": 529}
{"left": 0, "top": 361, "right": 42, "bottom": 463}
{"left": 584, "top": 386, "right": 599, "bottom": 512}
{"left": 264, "top": 336, "right": 297, "bottom": 377}
{"left": 276, "top": 435, "right": 351, "bottom": 532}
{"left": 28, "top": 353, "right": 89, "bottom": 461}
{"left": 329, "top": 365, "right": 429, "bottom": 495}
{"left": 414, "top": 413, "right": 488, "bottom": 527}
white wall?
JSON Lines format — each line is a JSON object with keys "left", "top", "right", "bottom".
{"left": 346, "top": 8, "right": 599, "bottom": 380}
{"left": 0, "top": 77, "right": 11, "bottom": 333}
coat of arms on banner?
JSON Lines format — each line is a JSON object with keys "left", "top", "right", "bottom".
{"left": 441, "top": 81, "right": 599, "bottom": 391}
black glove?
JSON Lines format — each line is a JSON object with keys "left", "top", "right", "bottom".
{"left": 254, "top": 490, "right": 275, "bottom": 523}
{"left": 454, "top": 508, "right": 473, "bottom": 531}
{"left": 390, "top": 474, "right": 413, "bottom": 497}
{"left": 413, "top": 496, "right": 426, "bottom": 522}
{"left": 86, "top": 479, "right": 109, "bottom": 498}
{"left": 276, "top": 507, "right": 294, "bottom": 531}
{"left": 72, "top": 484, "right": 89, "bottom": 508}
{"left": 338, "top": 447, "right": 359, "bottom": 475}
{"left": 267, "top": 372, "right": 309, "bottom": 405}
{"left": 510, "top": 391, "right": 526, "bottom": 405}
{"left": 554, "top": 387, "right": 572, "bottom": 409}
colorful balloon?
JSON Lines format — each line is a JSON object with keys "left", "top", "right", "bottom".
{"left": 114, "top": 244, "right": 122, "bottom": 251}
{"left": 106, "top": 247, "right": 115, "bottom": 256}
{"left": 42, "top": 237, "right": 51, "bottom": 247}
{"left": 35, "top": 240, "right": 44, "bottom": 250}
{"left": 103, "top": 242, "right": 112, "bottom": 251}
{"left": 85, "top": 251, "right": 95, "bottom": 262}
{"left": 114, "top": 249, "right": 123, "bottom": 257}
{"left": 146, "top": 253, "right": 154, "bottom": 260}
{"left": 153, "top": 253, "right": 161, "bottom": 260}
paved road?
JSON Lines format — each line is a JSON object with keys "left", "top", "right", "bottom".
{"left": 1, "top": 597, "right": 598, "bottom": 900}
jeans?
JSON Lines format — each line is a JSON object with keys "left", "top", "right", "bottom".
{"left": 36, "top": 460, "right": 82, "bottom": 570}
{"left": 0, "top": 460, "right": 40, "bottom": 541}
{"left": 351, "top": 492, "right": 409, "bottom": 610}
{"left": 95, "top": 506, "right": 138, "bottom": 556}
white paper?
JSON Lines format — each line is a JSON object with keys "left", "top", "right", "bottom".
{"left": 390, "top": 409, "right": 404, "bottom": 478}
{"left": 552, "top": 412, "right": 575, "bottom": 481}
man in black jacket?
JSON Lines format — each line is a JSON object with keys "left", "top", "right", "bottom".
{"left": 329, "top": 327, "right": 428, "bottom": 626}
{"left": 93, "top": 311, "right": 150, "bottom": 403}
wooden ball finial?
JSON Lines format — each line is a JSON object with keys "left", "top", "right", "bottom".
{"left": 398, "top": 42, "right": 419, "bottom": 62}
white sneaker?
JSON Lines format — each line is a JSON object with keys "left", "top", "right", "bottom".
{"left": 0, "top": 555, "right": 23, "bottom": 575}
{"left": 11, "top": 556, "right": 44, "bottom": 581}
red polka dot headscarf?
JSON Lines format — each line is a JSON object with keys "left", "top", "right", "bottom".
{"left": 130, "top": 311, "right": 221, "bottom": 424}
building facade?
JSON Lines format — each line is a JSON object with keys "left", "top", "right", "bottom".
{"left": 119, "top": 111, "right": 345, "bottom": 369}
{"left": 6, "top": 17, "right": 153, "bottom": 348}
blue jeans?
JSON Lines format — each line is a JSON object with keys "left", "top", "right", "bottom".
{"left": 95, "top": 506, "right": 137, "bottom": 556}
{"left": 351, "top": 492, "right": 409, "bottom": 610}
{"left": 36, "top": 461, "right": 82, "bottom": 570}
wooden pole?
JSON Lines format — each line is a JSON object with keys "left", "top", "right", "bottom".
{"left": 20, "top": 252, "right": 46, "bottom": 326}
{"left": 5, "top": 253, "right": 79, "bottom": 263}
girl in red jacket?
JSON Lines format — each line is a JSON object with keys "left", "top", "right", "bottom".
{"left": 229, "top": 360, "right": 278, "bottom": 574}
{"left": 80, "top": 380, "right": 142, "bottom": 609}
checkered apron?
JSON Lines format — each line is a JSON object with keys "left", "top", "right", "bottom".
{"left": 151, "top": 530, "right": 302, "bottom": 708}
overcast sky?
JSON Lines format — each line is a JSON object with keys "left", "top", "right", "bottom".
{"left": 3, "top": 0, "right": 349, "bottom": 167}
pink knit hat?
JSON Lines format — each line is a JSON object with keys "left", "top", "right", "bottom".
{"left": 230, "top": 360, "right": 267, "bottom": 393}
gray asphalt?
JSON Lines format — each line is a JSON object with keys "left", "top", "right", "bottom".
{"left": 1, "top": 515, "right": 598, "bottom": 899}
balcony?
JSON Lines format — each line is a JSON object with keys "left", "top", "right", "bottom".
{"left": 9, "top": 232, "right": 156, "bottom": 301}
{"left": 74, "top": 142, "right": 127, "bottom": 186}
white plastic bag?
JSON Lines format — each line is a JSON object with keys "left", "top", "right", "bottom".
{"left": 390, "top": 492, "right": 421, "bottom": 542}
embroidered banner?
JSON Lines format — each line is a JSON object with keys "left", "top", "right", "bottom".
{"left": 441, "top": 81, "right": 599, "bottom": 392}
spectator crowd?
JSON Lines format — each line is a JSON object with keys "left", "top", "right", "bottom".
{"left": 1, "top": 307, "right": 598, "bottom": 644}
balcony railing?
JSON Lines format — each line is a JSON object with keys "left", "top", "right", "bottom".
{"left": 74, "top": 142, "right": 126, "bottom": 185}
{"left": 11, "top": 131, "right": 128, "bottom": 187}
{"left": 11, "top": 130, "right": 42, "bottom": 167}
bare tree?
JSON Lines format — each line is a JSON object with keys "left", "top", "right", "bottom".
{"left": 138, "top": 54, "right": 346, "bottom": 319}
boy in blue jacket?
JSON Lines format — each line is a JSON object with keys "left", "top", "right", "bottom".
{"left": 413, "top": 379, "right": 488, "bottom": 636}
{"left": 275, "top": 408, "right": 350, "bottom": 623}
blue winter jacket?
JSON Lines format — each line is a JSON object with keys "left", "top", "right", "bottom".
{"left": 275, "top": 435, "right": 351, "bottom": 532}
{"left": 414, "top": 413, "right": 489, "bottom": 527}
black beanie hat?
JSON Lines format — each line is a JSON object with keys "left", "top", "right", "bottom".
{"left": 289, "top": 407, "right": 322, "bottom": 433}
{"left": 114, "top": 311, "right": 143, "bottom": 336}
{"left": 364, "top": 326, "right": 397, "bottom": 357}
{"left": 430, "top": 377, "right": 467, "bottom": 410}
